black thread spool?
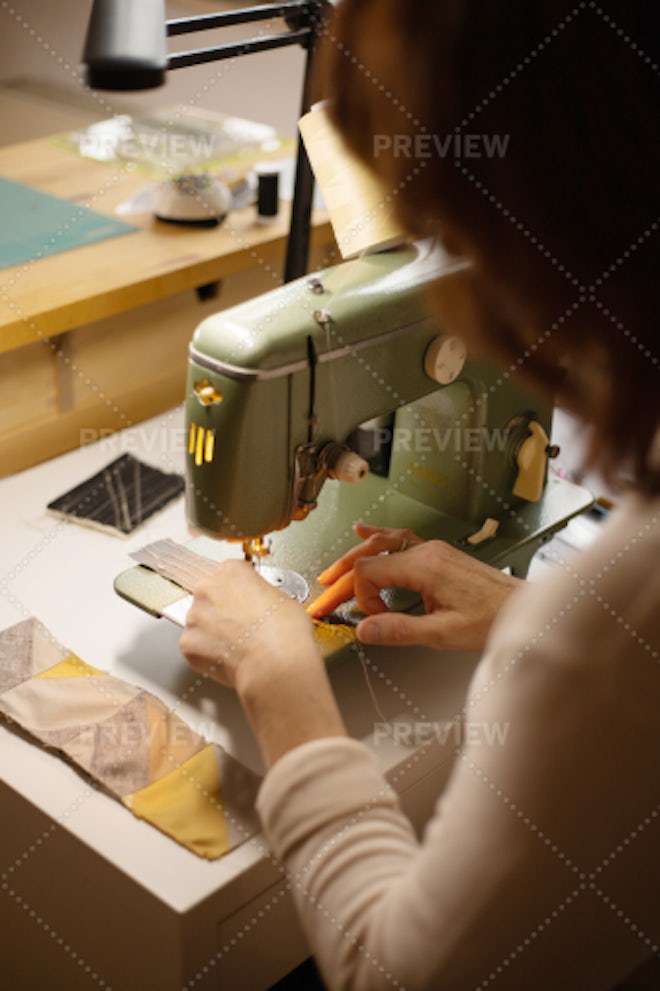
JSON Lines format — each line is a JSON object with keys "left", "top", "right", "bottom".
{"left": 256, "top": 164, "right": 280, "bottom": 224}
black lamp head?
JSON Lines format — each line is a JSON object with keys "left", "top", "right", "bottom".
{"left": 83, "top": 0, "right": 167, "bottom": 91}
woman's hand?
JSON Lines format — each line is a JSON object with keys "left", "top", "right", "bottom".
{"left": 307, "top": 523, "right": 424, "bottom": 618}
{"left": 308, "top": 522, "right": 523, "bottom": 652}
{"left": 180, "top": 559, "right": 317, "bottom": 690}
{"left": 180, "top": 560, "right": 347, "bottom": 767}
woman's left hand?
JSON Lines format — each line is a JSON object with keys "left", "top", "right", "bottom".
{"left": 307, "top": 522, "right": 424, "bottom": 618}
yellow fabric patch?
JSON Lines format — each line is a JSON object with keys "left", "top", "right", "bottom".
{"left": 313, "top": 620, "right": 357, "bottom": 658}
{"left": 123, "top": 745, "right": 229, "bottom": 859}
{"left": 35, "top": 653, "right": 104, "bottom": 679}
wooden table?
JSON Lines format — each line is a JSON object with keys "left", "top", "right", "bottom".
{"left": 0, "top": 135, "right": 334, "bottom": 475}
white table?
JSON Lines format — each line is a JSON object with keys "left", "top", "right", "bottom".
{"left": 0, "top": 408, "right": 488, "bottom": 991}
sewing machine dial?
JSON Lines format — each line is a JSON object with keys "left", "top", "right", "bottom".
{"left": 424, "top": 334, "right": 467, "bottom": 385}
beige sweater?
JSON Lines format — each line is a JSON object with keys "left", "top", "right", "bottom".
{"left": 257, "top": 493, "right": 660, "bottom": 990}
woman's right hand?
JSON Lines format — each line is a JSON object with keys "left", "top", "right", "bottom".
{"left": 308, "top": 522, "right": 523, "bottom": 652}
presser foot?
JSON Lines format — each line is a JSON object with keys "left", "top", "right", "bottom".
{"left": 243, "top": 536, "right": 309, "bottom": 602}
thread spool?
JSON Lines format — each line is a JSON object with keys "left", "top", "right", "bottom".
{"left": 255, "top": 163, "right": 280, "bottom": 224}
{"left": 298, "top": 102, "right": 406, "bottom": 259}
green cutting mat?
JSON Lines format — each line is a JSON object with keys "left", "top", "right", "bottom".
{"left": 0, "top": 176, "right": 137, "bottom": 269}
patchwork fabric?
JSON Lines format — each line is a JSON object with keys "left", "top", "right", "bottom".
{"left": 0, "top": 618, "right": 261, "bottom": 859}
{"left": 0, "top": 617, "right": 69, "bottom": 694}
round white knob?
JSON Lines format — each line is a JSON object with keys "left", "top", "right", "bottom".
{"left": 331, "top": 450, "right": 369, "bottom": 483}
{"left": 424, "top": 334, "right": 467, "bottom": 385}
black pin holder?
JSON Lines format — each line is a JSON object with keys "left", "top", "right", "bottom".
{"left": 82, "top": 1, "right": 326, "bottom": 282}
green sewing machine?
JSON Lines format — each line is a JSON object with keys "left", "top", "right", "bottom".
{"left": 115, "top": 239, "right": 592, "bottom": 626}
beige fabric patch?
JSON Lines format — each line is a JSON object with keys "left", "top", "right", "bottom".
{"left": 0, "top": 673, "right": 139, "bottom": 738}
{"left": 0, "top": 617, "right": 69, "bottom": 694}
{"left": 63, "top": 694, "right": 153, "bottom": 797}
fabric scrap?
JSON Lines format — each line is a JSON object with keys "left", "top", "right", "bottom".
{"left": 123, "top": 745, "right": 230, "bottom": 859}
{"left": 0, "top": 617, "right": 261, "bottom": 859}
{"left": 47, "top": 454, "right": 184, "bottom": 536}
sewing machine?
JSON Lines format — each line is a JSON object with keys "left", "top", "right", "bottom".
{"left": 115, "top": 239, "right": 592, "bottom": 627}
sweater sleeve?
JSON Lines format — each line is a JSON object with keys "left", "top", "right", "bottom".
{"left": 257, "top": 496, "right": 660, "bottom": 991}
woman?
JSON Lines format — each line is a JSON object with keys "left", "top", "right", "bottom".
{"left": 181, "top": 1, "right": 659, "bottom": 987}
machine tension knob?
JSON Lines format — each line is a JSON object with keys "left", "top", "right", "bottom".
{"left": 328, "top": 448, "right": 369, "bottom": 483}
{"left": 424, "top": 334, "right": 467, "bottom": 385}
{"left": 318, "top": 441, "right": 369, "bottom": 484}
